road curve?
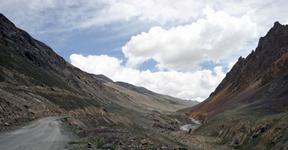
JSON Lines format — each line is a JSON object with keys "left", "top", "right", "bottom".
{"left": 0, "top": 117, "right": 73, "bottom": 150}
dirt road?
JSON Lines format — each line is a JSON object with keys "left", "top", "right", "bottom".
{"left": 0, "top": 117, "right": 73, "bottom": 150}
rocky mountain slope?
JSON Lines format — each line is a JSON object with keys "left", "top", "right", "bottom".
{"left": 188, "top": 22, "right": 288, "bottom": 149}
{"left": 0, "top": 14, "right": 198, "bottom": 149}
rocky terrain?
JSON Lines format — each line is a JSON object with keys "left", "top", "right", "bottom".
{"left": 0, "top": 13, "right": 200, "bottom": 149}
{"left": 188, "top": 22, "right": 288, "bottom": 149}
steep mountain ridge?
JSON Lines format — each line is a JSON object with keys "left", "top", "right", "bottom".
{"left": 188, "top": 22, "right": 288, "bottom": 149}
{"left": 190, "top": 22, "right": 288, "bottom": 120}
{"left": 0, "top": 13, "right": 195, "bottom": 129}
{"left": 0, "top": 13, "right": 203, "bottom": 148}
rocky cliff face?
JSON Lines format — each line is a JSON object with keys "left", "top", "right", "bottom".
{"left": 190, "top": 22, "right": 288, "bottom": 120}
{"left": 189, "top": 22, "right": 288, "bottom": 149}
{"left": 214, "top": 22, "right": 288, "bottom": 96}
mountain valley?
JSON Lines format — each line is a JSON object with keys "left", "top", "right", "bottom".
{"left": 0, "top": 13, "right": 287, "bottom": 150}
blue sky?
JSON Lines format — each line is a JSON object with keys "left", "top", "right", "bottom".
{"left": 1, "top": 0, "right": 288, "bottom": 101}
{"left": 32, "top": 19, "right": 153, "bottom": 60}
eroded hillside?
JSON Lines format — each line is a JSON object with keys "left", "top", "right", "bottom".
{"left": 188, "top": 22, "right": 288, "bottom": 149}
{"left": 0, "top": 14, "right": 199, "bottom": 149}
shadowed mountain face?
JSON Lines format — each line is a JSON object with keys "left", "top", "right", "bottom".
{"left": 0, "top": 13, "right": 196, "bottom": 129}
{"left": 188, "top": 22, "right": 288, "bottom": 149}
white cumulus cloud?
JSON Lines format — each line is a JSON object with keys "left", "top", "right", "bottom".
{"left": 70, "top": 54, "right": 226, "bottom": 101}
{"left": 123, "top": 8, "right": 257, "bottom": 71}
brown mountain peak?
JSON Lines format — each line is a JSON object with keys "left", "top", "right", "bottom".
{"left": 190, "top": 22, "right": 288, "bottom": 120}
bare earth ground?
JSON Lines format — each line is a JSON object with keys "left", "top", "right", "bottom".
{"left": 0, "top": 115, "right": 234, "bottom": 150}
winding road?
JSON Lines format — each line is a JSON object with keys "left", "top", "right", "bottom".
{"left": 0, "top": 117, "right": 73, "bottom": 150}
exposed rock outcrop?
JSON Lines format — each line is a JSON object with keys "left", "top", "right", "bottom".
{"left": 191, "top": 22, "right": 288, "bottom": 120}
{"left": 189, "top": 22, "right": 288, "bottom": 149}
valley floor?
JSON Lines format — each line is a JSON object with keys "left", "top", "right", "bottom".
{"left": 63, "top": 112, "right": 234, "bottom": 150}
{"left": 0, "top": 114, "right": 235, "bottom": 150}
